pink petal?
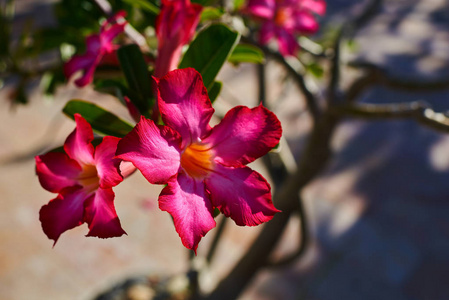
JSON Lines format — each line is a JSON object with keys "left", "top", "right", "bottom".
{"left": 85, "top": 35, "right": 102, "bottom": 55}
{"left": 73, "top": 54, "right": 102, "bottom": 87}
{"left": 63, "top": 54, "right": 96, "bottom": 85}
{"left": 293, "top": 11, "right": 320, "bottom": 34}
{"left": 64, "top": 114, "right": 95, "bottom": 165}
{"left": 94, "top": 136, "right": 123, "bottom": 189}
{"left": 275, "top": 27, "right": 299, "bottom": 56}
{"left": 119, "top": 160, "right": 137, "bottom": 178}
{"left": 203, "top": 105, "right": 282, "bottom": 167}
{"left": 154, "top": 0, "right": 202, "bottom": 77}
{"left": 245, "top": 0, "right": 275, "bottom": 19}
{"left": 39, "top": 186, "right": 87, "bottom": 244}
{"left": 205, "top": 165, "right": 280, "bottom": 226}
{"left": 116, "top": 117, "right": 181, "bottom": 184}
{"left": 159, "top": 173, "right": 216, "bottom": 253}
{"left": 101, "top": 20, "right": 126, "bottom": 45}
{"left": 300, "top": 0, "right": 326, "bottom": 15}
{"left": 124, "top": 96, "right": 141, "bottom": 123}
{"left": 259, "top": 21, "right": 276, "bottom": 45}
{"left": 157, "top": 68, "right": 214, "bottom": 147}
{"left": 35, "top": 152, "right": 82, "bottom": 193}
{"left": 84, "top": 188, "right": 126, "bottom": 238}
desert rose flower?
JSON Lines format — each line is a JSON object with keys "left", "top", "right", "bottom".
{"left": 36, "top": 114, "right": 126, "bottom": 244}
{"left": 64, "top": 11, "right": 127, "bottom": 87}
{"left": 116, "top": 68, "right": 282, "bottom": 252}
{"left": 246, "top": 0, "right": 326, "bottom": 56}
{"left": 153, "top": 0, "right": 202, "bottom": 78}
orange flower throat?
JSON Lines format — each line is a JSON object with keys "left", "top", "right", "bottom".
{"left": 180, "top": 142, "right": 214, "bottom": 179}
{"left": 77, "top": 164, "right": 99, "bottom": 192}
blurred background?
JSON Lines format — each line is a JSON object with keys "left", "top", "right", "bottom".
{"left": 1, "top": 0, "right": 449, "bottom": 299}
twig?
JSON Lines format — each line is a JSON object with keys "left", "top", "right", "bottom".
{"left": 333, "top": 101, "right": 449, "bottom": 133}
{"left": 348, "top": 61, "right": 449, "bottom": 92}
{"left": 202, "top": 112, "right": 340, "bottom": 300}
{"left": 206, "top": 216, "right": 228, "bottom": 264}
{"left": 241, "top": 36, "right": 321, "bottom": 124}
{"left": 265, "top": 194, "right": 308, "bottom": 268}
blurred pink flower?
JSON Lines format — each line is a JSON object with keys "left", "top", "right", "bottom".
{"left": 153, "top": 0, "right": 202, "bottom": 78}
{"left": 64, "top": 11, "right": 127, "bottom": 87}
{"left": 36, "top": 114, "right": 126, "bottom": 244}
{"left": 116, "top": 68, "right": 282, "bottom": 252}
{"left": 246, "top": 0, "right": 326, "bottom": 56}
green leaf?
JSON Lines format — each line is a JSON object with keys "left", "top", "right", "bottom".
{"left": 63, "top": 100, "right": 134, "bottom": 137}
{"left": 117, "top": 44, "right": 154, "bottom": 117}
{"left": 306, "top": 62, "right": 324, "bottom": 78}
{"left": 200, "top": 7, "right": 224, "bottom": 22}
{"left": 233, "top": 0, "right": 245, "bottom": 10}
{"left": 122, "top": 0, "right": 160, "bottom": 16}
{"left": 179, "top": 24, "right": 240, "bottom": 91}
{"left": 208, "top": 81, "right": 222, "bottom": 103}
{"left": 192, "top": 0, "right": 216, "bottom": 6}
{"left": 228, "top": 44, "right": 265, "bottom": 65}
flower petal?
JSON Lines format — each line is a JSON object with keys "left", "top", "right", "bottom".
{"left": 159, "top": 173, "right": 216, "bottom": 253}
{"left": 116, "top": 117, "right": 181, "bottom": 184}
{"left": 293, "top": 11, "right": 319, "bottom": 34}
{"left": 206, "top": 165, "right": 280, "bottom": 226}
{"left": 203, "top": 105, "right": 282, "bottom": 167}
{"left": 63, "top": 54, "right": 96, "bottom": 84}
{"left": 84, "top": 188, "right": 126, "bottom": 238}
{"left": 245, "top": 0, "right": 275, "bottom": 19}
{"left": 275, "top": 27, "right": 299, "bottom": 56}
{"left": 157, "top": 68, "right": 214, "bottom": 147}
{"left": 64, "top": 114, "right": 95, "bottom": 165}
{"left": 35, "top": 152, "right": 82, "bottom": 193}
{"left": 259, "top": 21, "right": 276, "bottom": 45}
{"left": 39, "top": 186, "right": 87, "bottom": 244}
{"left": 94, "top": 136, "right": 123, "bottom": 189}
{"left": 301, "top": 0, "right": 326, "bottom": 15}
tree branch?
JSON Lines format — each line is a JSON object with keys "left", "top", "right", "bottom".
{"left": 241, "top": 36, "right": 321, "bottom": 124}
{"left": 265, "top": 194, "right": 308, "bottom": 268}
{"left": 333, "top": 101, "right": 449, "bottom": 133}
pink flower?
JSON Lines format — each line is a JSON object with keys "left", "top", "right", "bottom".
{"left": 153, "top": 0, "right": 203, "bottom": 78}
{"left": 116, "top": 68, "right": 282, "bottom": 252}
{"left": 36, "top": 114, "right": 126, "bottom": 244}
{"left": 64, "top": 11, "right": 127, "bottom": 87}
{"left": 246, "top": 0, "right": 326, "bottom": 56}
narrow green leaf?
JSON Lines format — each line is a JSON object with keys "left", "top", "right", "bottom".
{"left": 179, "top": 24, "right": 240, "bottom": 90}
{"left": 200, "top": 7, "right": 224, "bottom": 22}
{"left": 63, "top": 100, "right": 134, "bottom": 137}
{"left": 228, "top": 44, "right": 265, "bottom": 65}
{"left": 117, "top": 44, "right": 153, "bottom": 117}
{"left": 192, "top": 0, "right": 216, "bottom": 6}
{"left": 208, "top": 81, "right": 222, "bottom": 103}
{"left": 122, "top": 0, "right": 160, "bottom": 15}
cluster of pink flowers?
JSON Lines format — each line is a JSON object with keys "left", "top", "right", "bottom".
{"left": 37, "top": 68, "right": 282, "bottom": 251}
{"left": 38, "top": 0, "right": 329, "bottom": 251}
{"left": 245, "top": 0, "right": 326, "bottom": 56}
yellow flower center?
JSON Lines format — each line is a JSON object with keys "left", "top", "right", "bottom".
{"left": 180, "top": 142, "right": 214, "bottom": 180}
{"left": 77, "top": 164, "right": 99, "bottom": 193}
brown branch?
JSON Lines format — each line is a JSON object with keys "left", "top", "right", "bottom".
{"left": 348, "top": 61, "right": 449, "bottom": 92}
{"left": 241, "top": 36, "right": 321, "bottom": 124}
{"left": 333, "top": 101, "right": 449, "bottom": 133}
{"left": 265, "top": 194, "right": 308, "bottom": 268}
{"left": 202, "top": 112, "right": 339, "bottom": 300}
